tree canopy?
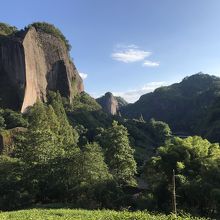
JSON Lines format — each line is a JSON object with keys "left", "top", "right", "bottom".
{"left": 144, "top": 136, "right": 220, "bottom": 216}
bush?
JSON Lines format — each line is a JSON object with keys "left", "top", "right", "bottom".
{"left": 0, "top": 23, "right": 17, "bottom": 36}
{"left": 3, "top": 109, "right": 28, "bottom": 129}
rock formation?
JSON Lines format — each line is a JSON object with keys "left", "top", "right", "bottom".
{"left": 0, "top": 23, "right": 83, "bottom": 112}
{"left": 96, "top": 92, "right": 119, "bottom": 115}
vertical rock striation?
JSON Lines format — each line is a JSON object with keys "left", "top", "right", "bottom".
{"left": 0, "top": 24, "right": 84, "bottom": 112}
{"left": 96, "top": 92, "right": 119, "bottom": 115}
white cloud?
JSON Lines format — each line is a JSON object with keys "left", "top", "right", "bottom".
{"left": 111, "top": 44, "right": 151, "bottom": 63}
{"left": 79, "top": 72, "right": 88, "bottom": 80}
{"left": 112, "top": 49, "right": 151, "bottom": 63}
{"left": 113, "top": 81, "right": 167, "bottom": 103}
{"left": 143, "top": 60, "right": 160, "bottom": 67}
{"left": 111, "top": 44, "right": 160, "bottom": 67}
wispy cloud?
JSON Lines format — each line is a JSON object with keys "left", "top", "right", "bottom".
{"left": 113, "top": 81, "right": 167, "bottom": 103}
{"left": 79, "top": 72, "right": 88, "bottom": 80}
{"left": 143, "top": 60, "right": 159, "bottom": 67}
{"left": 111, "top": 44, "right": 151, "bottom": 63}
{"left": 111, "top": 44, "right": 160, "bottom": 67}
{"left": 112, "top": 49, "right": 151, "bottom": 63}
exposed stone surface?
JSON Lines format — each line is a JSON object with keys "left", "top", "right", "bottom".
{"left": 0, "top": 25, "right": 83, "bottom": 112}
{"left": 96, "top": 92, "right": 119, "bottom": 115}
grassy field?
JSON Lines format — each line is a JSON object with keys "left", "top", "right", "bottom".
{"left": 0, "top": 209, "right": 207, "bottom": 220}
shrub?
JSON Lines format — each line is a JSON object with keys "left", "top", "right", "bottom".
{"left": 0, "top": 23, "right": 17, "bottom": 36}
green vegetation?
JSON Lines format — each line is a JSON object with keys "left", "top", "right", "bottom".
{"left": 0, "top": 109, "right": 5, "bottom": 129}
{"left": 202, "top": 96, "right": 220, "bottom": 142}
{"left": 115, "top": 96, "right": 128, "bottom": 108}
{"left": 29, "top": 22, "right": 71, "bottom": 51}
{"left": 68, "top": 92, "right": 102, "bottom": 112}
{"left": 1, "top": 22, "right": 220, "bottom": 219}
{"left": 145, "top": 136, "right": 220, "bottom": 216}
{"left": 121, "top": 73, "right": 220, "bottom": 138}
{"left": 0, "top": 108, "right": 28, "bottom": 155}
{"left": 2, "top": 109, "right": 28, "bottom": 129}
{"left": 0, "top": 78, "right": 220, "bottom": 218}
{"left": 0, "top": 23, "right": 17, "bottom": 36}
{"left": 0, "top": 93, "right": 137, "bottom": 211}
{"left": 66, "top": 92, "right": 171, "bottom": 166}
{"left": 0, "top": 209, "right": 206, "bottom": 220}
{"left": 96, "top": 121, "right": 137, "bottom": 186}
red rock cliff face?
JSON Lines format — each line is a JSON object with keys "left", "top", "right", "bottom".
{"left": 0, "top": 27, "right": 83, "bottom": 112}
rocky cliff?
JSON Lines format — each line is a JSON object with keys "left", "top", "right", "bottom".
{"left": 0, "top": 23, "right": 83, "bottom": 112}
{"left": 96, "top": 92, "right": 119, "bottom": 115}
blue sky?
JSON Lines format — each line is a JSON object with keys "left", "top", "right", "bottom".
{"left": 1, "top": 0, "right": 220, "bottom": 102}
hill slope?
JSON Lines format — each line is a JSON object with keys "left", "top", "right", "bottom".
{"left": 121, "top": 73, "right": 220, "bottom": 135}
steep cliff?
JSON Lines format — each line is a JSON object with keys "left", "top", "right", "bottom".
{"left": 0, "top": 22, "right": 83, "bottom": 112}
{"left": 96, "top": 92, "right": 119, "bottom": 115}
{"left": 115, "top": 96, "right": 128, "bottom": 109}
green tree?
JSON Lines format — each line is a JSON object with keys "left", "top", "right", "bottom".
{"left": 3, "top": 109, "right": 28, "bottom": 129}
{"left": 203, "top": 96, "right": 220, "bottom": 142}
{"left": 0, "top": 116, "right": 5, "bottom": 129}
{"left": 0, "top": 156, "right": 32, "bottom": 210}
{"left": 15, "top": 102, "right": 60, "bottom": 164}
{"left": 47, "top": 92, "right": 79, "bottom": 152}
{"left": 40, "top": 142, "right": 112, "bottom": 205}
{"left": 14, "top": 101, "right": 81, "bottom": 203}
{"left": 80, "top": 142, "right": 112, "bottom": 185}
{"left": 144, "top": 136, "right": 220, "bottom": 216}
{"left": 97, "top": 121, "right": 137, "bottom": 186}
{"left": 149, "top": 118, "right": 171, "bottom": 146}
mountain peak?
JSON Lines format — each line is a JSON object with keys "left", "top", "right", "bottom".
{"left": 104, "top": 92, "right": 114, "bottom": 97}
{"left": 96, "top": 92, "right": 128, "bottom": 115}
{"left": 96, "top": 92, "right": 118, "bottom": 115}
{"left": 182, "top": 72, "right": 218, "bottom": 81}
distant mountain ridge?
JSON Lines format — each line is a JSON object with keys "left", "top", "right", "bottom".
{"left": 121, "top": 73, "right": 220, "bottom": 135}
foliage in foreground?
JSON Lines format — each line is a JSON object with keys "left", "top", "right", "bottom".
{"left": 0, "top": 92, "right": 137, "bottom": 211}
{"left": 0, "top": 209, "right": 207, "bottom": 220}
{"left": 145, "top": 136, "right": 220, "bottom": 216}
{"left": 0, "top": 91, "right": 219, "bottom": 218}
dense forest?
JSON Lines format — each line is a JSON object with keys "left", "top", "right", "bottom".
{"left": 0, "top": 91, "right": 220, "bottom": 218}
{"left": 1, "top": 22, "right": 220, "bottom": 219}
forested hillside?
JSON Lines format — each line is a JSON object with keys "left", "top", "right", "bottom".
{"left": 0, "top": 91, "right": 219, "bottom": 218}
{"left": 121, "top": 73, "right": 220, "bottom": 140}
